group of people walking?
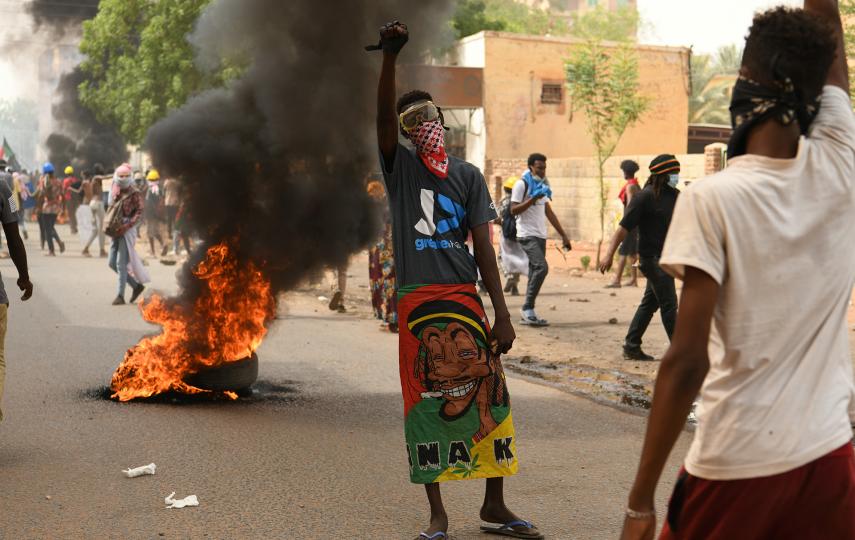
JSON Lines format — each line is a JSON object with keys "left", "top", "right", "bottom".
{"left": 373, "top": 2, "right": 855, "bottom": 538}
{"left": 1, "top": 160, "right": 194, "bottom": 306}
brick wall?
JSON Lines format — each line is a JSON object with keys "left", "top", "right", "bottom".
{"left": 487, "top": 153, "right": 708, "bottom": 243}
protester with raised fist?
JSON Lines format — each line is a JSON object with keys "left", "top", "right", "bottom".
{"left": 375, "top": 20, "right": 542, "bottom": 540}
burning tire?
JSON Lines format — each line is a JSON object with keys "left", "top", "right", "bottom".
{"left": 184, "top": 354, "right": 258, "bottom": 392}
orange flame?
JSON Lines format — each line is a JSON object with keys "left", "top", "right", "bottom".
{"left": 110, "top": 241, "right": 275, "bottom": 401}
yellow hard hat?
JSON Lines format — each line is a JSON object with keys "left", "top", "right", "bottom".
{"left": 64, "top": 166, "right": 74, "bottom": 175}
{"left": 146, "top": 169, "right": 160, "bottom": 181}
{"left": 503, "top": 176, "right": 518, "bottom": 190}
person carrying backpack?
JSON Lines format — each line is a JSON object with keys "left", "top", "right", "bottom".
{"left": 510, "top": 153, "right": 572, "bottom": 327}
{"left": 498, "top": 177, "right": 527, "bottom": 296}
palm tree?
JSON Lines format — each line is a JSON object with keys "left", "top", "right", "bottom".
{"left": 690, "top": 45, "right": 743, "bottom": 125}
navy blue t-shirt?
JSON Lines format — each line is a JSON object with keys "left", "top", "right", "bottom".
{"left": 381, "top": 144, "right": 497, "bottom": 286}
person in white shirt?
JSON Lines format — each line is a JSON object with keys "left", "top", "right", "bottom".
{"left": 510, "top": 153, "right": 571, "bottom": 327}
{"left": 620, "top": 3, "right": 855, "bottom": 539}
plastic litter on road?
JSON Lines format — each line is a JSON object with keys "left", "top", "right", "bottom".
{"left": 165, "top": 492, "right": 199, "bottom": 509}
{"left": 122, "top": 463, "right": 157, "bottom": 478}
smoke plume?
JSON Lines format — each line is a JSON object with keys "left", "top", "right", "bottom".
{"left": 25, "top": 0, "right": 100, "bottom": 33}
{"left": 22, "top": 0, "right": 127, "bottom": 170}
{"left": 48, "top": 67, "right": 129, "bottom": 170}
{"left": 147, "top": 0, "right": 453, "bottom": 299}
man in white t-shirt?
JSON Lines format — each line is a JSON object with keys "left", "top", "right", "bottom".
{"left": 510, "top": 153, "right": 571, "bottom": 327}
{"left": 621, "top": 3, "right": 855, "bottom": 539}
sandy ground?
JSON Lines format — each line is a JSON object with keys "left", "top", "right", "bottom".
{"left": 321, "top": 236, "right": 855, "bottom": 408}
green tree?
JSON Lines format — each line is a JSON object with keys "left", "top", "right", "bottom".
{"left": 689, "top": 44, "right": 742, "bottom": 125}
{"left": 451, "top": 0, "right": 507, "bottom": 38}
{"left": 565, "top": 41, "right": 648, "bottom": 265}
{"left": 568, "top": 5, "right": 639, "bottom": 41}
{"left": 450, "top": 0, "right": 570, "bottom": 40}
{"left": 78, "top": 0, "right": 232, "bottom": 146}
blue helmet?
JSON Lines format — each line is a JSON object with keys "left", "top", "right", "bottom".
{"left": 42, "top": 162, "right": 55, "bottom": 174}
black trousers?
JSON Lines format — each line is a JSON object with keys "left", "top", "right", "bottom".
{"left": 624, "top": 256, "right": 677, "bottom": 350}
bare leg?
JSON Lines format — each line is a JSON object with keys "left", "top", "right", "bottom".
{"left": 625, "top": 255, "right": 639, "bottom": 286}
{"left": 608, "top": 255, "right": 627, "bottom": 287}
{"left": 481, "top": 477, "right": 541, "bottom": 537}
{"left": 421, "top": 483, "right": 448, "bottom": 538}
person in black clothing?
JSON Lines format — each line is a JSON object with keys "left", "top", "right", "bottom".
{"left": 599, "top": 154, "right": 680, "bottom": 361}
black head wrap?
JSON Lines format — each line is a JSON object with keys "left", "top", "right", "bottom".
{"left": 727, "top": 55, "right": 821, "bottom": 158}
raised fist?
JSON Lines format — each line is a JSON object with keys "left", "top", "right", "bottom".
{"left": 368, "top": 20, "right": 409, "bottom": 55}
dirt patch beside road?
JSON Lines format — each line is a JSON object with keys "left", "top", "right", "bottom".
{"left": 308, "top": 249, "right": 855, "bottom": 409}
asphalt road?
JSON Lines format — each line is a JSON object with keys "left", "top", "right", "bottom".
{"left": 0, "top": 226, "right": 689, "bottom": 539}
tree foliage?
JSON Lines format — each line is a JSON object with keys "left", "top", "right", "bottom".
{"left": 449, "top": 2, "right": 639, "bottom": 51}
{"left": 78, "top": 0, "right": 234, "bottom": 146}
{"left": 689, "top": 44, "right": 742, "bottom": 125}
{"left": 568, "top": 6, "right": 638, "bottom": 41}
{"left": 565, "top": 40, "right": 648, "bottom": 263}
{"left": 450, "top": 0, "right": 570, "bottom": 40}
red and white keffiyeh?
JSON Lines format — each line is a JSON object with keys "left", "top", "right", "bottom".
{"left": 408, "top": 119, "right": 448, "bottom": 179}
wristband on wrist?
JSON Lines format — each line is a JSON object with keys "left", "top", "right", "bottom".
{"left": 625, "top": 507, "right": 655, "bottom": 520}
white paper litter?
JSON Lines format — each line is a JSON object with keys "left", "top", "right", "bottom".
{"left": 165, "top": 492, "right": 199, "bottom": 509}
{"left": 122, "top": 463, "right": 156, "bottom": 478}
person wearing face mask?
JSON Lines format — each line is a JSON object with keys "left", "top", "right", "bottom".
{"left": 106, "top": 164, "right": 149, "bottom": 305}
{"left": 599, "top": 154, "right": 680, "bottom": 361}
{"left": 375, "top": 20, "right": 542, "bottom": 540}
{"left": 511, "top": 153, "right": 571, "bottom": 327}
{"left": 620, "top": 4, "right": 855, "bottom": 540}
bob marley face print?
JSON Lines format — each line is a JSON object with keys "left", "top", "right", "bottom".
{"left": 409, "top": 298, "right": 509, "bottom": 442}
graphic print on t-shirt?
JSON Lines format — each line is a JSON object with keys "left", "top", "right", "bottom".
{"left": 414, "top": 188, "right": 467, "bottom": 252}
{"left": 381, "top": 144, "right": 497, "bottom": 286}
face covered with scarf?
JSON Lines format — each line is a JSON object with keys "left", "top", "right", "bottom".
{"left": 401, "top": 101, "right": 449, "bottom": 179}
{"left": 727, "top": 64, "right": 821, "bottom": 158}
{"left": 114, "top": 164, "right": 133, "bottom": 189}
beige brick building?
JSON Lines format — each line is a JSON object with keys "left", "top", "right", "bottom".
{"left": 443, "top": 31, "right": 691, "bottom": 174}
{"left": 409, "top": 31, "right": 693, "bottom": 244}
{"left": 487, "top": 153, "right": 708, "bottom": 243}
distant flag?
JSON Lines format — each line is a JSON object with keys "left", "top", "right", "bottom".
{"left": 0, "top": 138, "right": 21, "bottom": 171}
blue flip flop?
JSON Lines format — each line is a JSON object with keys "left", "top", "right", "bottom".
{"left": 480, "top": 519, "right": 544, "bottom": 539}
{"left": 419, "top": 532, "right": 447, "bottom": 539}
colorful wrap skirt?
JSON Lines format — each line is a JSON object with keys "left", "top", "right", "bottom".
{"left": 398, "top": 283, "right": 518, "bottom": 484}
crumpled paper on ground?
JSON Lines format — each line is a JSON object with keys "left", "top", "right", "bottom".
{"left": 122, "top": 463, "right": 156, "bottom": 478}
{"left": 165, "top": 492, "right": 199, "bottom": 509}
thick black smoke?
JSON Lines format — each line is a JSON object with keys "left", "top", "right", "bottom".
{"left": 25, "top": 0, "right": 100, "bottom": 32}
{"left": 48, "top": 67, "right": 129, "bottom": 170}
{"left": 147, "top": 0, "right": 453, "bottom": 300}
{"left": 23, "top": 0, "right": 127, "bottom": 170}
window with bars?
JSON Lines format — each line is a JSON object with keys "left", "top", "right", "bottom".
{"left": 541, "top": 83, "right": 563, "bottom": 104}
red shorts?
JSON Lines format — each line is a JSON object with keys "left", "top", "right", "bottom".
{"left": 660, "top": 444, "right": 855, "bottom": 540}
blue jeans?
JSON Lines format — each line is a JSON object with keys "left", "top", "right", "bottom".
{"left": 624, "top": 256, "right": 677, "bottom": 350}
{"left": 108, "top": 236, "right": 140, "bottom": 298}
